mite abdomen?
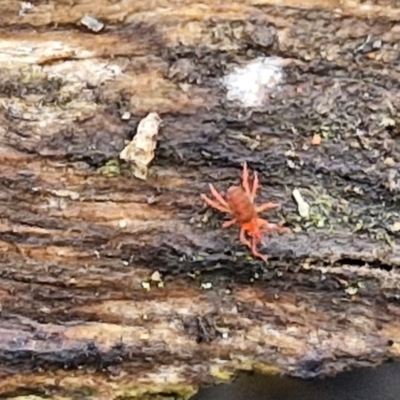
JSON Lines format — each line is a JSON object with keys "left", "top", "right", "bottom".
{"left": 226, "top": 186, "right": 255, "bottom": 223}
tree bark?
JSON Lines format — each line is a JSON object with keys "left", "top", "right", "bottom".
{"left": 0, "top": 0, "right": 400, "bottom": 399}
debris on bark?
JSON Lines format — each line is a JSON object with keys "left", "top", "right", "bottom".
{"left": 292, "top": 189, "right": 310, "bottom": 219}
{"left": 80, "top": 15, "right": 105, "bottom": 33}
{"left": 119, "top": 112, "right": 162, "bottom": 180}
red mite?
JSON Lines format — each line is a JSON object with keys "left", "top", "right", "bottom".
{"left": 201, "top": 162, "right": 290, "bottom": 262}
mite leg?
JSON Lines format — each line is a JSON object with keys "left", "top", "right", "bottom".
{"left": 250, "top": 237, "right": 268, "bottom": 263}
{"left": 239, "top": 227, "right": 252, "bottom": 249}
{"left": 208, "top": 184, "right": 230, "bottom": 209}
{"left": 241, "top": 162, "right": 252, "bottom": 198}
{"left": 239, "top": 227, "right": 268, "bottom": 262}
{"left": 201, "top": 183, "right": 230, "bottom": 213}
{"left": 222, "top": 219, "right": 237, "bottom": 228}
{"left": 258, "top": 219, "right": 291, "bottom": 234}
{"left": 250, "top": 171, "right": 259, "bottom": 202}
{"left": 256, "top": 202, "right": 280, "bottom": 213}
{"left": 201, "top": 194, "right": 230, "bottom": 213}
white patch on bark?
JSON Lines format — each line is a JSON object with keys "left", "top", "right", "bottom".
{"left": 221, "top": 57, "right": 285, "bottom": 108}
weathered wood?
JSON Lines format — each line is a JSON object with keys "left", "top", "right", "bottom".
{"left": 0, "top": 0, "right": 400, "bottom": 399}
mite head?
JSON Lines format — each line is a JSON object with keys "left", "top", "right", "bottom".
{"left": 246, "top": 218, "right": 269, "bottom": 246}
{"left": 242, "top": 219, "right": 263, "bottom": 243}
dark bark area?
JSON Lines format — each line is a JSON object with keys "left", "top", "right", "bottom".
{"left": 0, "top": 0, "right": 400, "bottom": 399}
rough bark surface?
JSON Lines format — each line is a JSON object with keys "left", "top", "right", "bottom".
{"left": 1, "top": 0, "right": 400, "bottom": 399}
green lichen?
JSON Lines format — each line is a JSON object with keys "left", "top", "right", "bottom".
{"left": 209, "top": 365, "right": 235, "bottom": 381}
{"left": 118, "top": 383, "right": 197, "bottom": 400}
{"left": 98, "top": 159, "right": 122, "bottom": 177}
